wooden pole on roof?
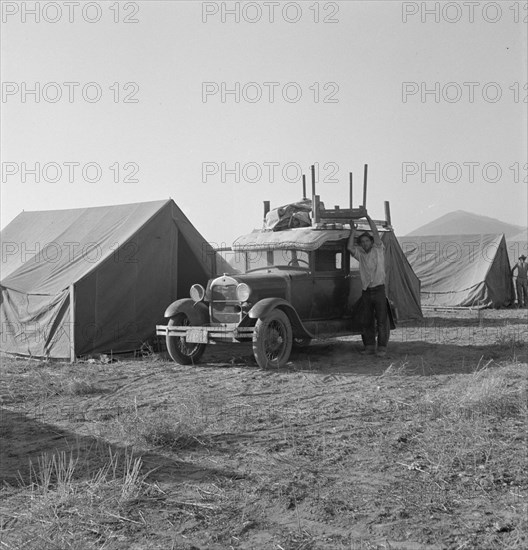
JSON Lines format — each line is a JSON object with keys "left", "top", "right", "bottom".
{"left": 349, "top": 172, "right": 353, "bottom": 209}
{"left": 362, "top": 164, "right": 368, "bottom": 207}
{"left": 313, "top": 195, "right": 321, "bottom": 223}
{"left": 302, "top": 174, "right": 307, "bottom": 199}
{"left": 263, "top": 201, "right": 270, "bottom": 220}
{"left": 311, "top": 164, "right": 319, "bottom": 221}
{"left": 384, "top": 201, "right": 392, "bottom": 227}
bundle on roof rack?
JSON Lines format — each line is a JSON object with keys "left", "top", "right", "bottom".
{"left": 264, "top": 199, "right": 313, "bottom": 231}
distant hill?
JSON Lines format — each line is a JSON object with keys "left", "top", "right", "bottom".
{"left": 406, "top": 210, "right": 525, "bottom": 239}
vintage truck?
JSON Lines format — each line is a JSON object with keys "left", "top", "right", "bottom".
{"left": 156, "top": 173, "right": 397, "bottom": 368}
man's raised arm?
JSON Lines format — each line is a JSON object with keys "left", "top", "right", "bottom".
{"left": 347, "top": 222, "right": 358, "bottom": 256}
{"left": 365, "top": 213, "right": 382, "bottom": 246}
{"left": 358, "top": 210, "right": 382, "bottom": 245}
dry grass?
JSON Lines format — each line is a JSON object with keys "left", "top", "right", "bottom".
{"left": 380, "top": 359, "right": 412, "bottom": 377}
{"left": 1, "top": 445, "right": 151, "bottom": 550}
{"left": 378, "top": 361, "right": 528, "bottom": 548}
{"left": 1, "top": 364, "right": 101, "bottom": 403}
{"left": 1, "top": 311, "right": 527, "bottom": 549}
{"left": 97, "top": 398, "right": 208, "bottom": 451}
{"left": 420, "top": 361, "right": 527, "bottom": 421}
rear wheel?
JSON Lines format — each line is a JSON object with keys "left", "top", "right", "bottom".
{"left": 252, "top": 310, "right": 293, "bottom": 369}
{"left": 166, "top": 313, "right": 206, "bottom": 365}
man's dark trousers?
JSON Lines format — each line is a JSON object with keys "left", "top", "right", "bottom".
{"left": 362, "top": 284, "right": 389, "bottom": 350}
{"left": 517, "top": 278, "right": 528, "bottom": 307}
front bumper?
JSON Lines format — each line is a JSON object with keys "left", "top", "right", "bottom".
{"left": 156, "top": 323, "right": 254, "bottom": 344}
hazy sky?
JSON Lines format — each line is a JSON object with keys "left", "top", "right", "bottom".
{"left": 1, "top": 0, "right": 527, "bottom": 246}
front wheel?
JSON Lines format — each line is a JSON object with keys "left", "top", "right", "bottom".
{"left": 166, "top": 313, "right": 206, "bottom": 365}
{"left": 252, "top": 309, "right": 293, "bottom": 369}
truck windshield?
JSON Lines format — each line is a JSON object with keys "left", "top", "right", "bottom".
{"left": 246, "top": 249, "right": 310, "bottom": 271}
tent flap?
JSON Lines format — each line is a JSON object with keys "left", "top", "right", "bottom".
{"left": 0, "top": 286, "right": 71, "bottom": 358}
{"left": 381, "top": 232, "right": 423, "bottom": 321}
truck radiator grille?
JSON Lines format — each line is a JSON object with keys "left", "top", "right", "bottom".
{"left": 210, "top": 276, "right": 241, "bottom": 324}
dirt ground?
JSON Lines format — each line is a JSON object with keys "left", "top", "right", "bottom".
{"left": 1, "top": 309, "right": 527, "bottom": 549}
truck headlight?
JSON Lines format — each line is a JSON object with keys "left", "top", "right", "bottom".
{"left": 236, "top": 283, "right": 251, "bottom": 302}
{"left": 190, "top": 284, "right": 206, "bottom": 302}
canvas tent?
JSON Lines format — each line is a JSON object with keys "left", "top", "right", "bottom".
{"left": 0, "top": 199, "right": 220, "bottom": 359}
{"left": 398, "top": 234, "right": 514, "bottom": 308}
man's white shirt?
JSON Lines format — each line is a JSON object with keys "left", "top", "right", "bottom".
{"left": 350, "top": 242, "right": 386, "bottom": 291}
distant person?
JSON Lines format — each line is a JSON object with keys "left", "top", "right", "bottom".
{"left": 512, "top": 255, "right": 528, "bottom": 308}
{"left": 347, "top": 208, "right": 389, "bottom": 357}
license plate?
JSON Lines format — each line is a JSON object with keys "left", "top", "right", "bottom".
{"left": 186, "top": 327, "right": 208, "bottom": 344}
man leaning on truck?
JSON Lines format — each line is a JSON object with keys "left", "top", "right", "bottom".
{"left": 347, "top": 208, "right": 389, "bottom": 357}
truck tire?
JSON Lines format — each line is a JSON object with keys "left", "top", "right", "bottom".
{"left": 252, "top": 309, "right": 293, "bottom": 368}
{"left": 166, "top": 313, "right": 206, "bottom": 365}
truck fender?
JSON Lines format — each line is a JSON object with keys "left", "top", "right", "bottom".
{"left": 248, "top": 298, "right": 313, "bottom": 339}
{"left": 164, "top": 299, "right": 209, "bottom": 325}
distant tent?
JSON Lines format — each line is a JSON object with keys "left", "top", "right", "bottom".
{"left": 0, "top": 199, "right": 222, "bottom": 359}
{"left": 398, "top": 234, "right": 514, "bottom": 308}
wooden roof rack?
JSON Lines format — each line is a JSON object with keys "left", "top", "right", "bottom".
{"left": 263, "top": 163, "right": 393, "bottom": 231}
